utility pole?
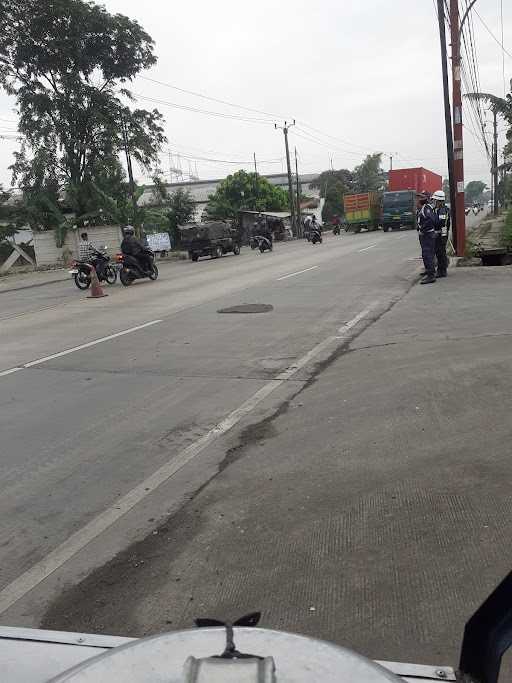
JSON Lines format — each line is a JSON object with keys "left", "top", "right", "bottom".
{"left": 275, "top": 120, "right": 296, "bottom": 236}
{"left": 450, "top": 0, "right": 465, "bottom": 256}
{"left": 437, "top": 0, "right": 458, "bottom": 252}
{"left": 389, "top": 155, "right": 393, "bottom": 171}
{"left": 253, "top": 152, "right": 258, "bottom": 210}
{"left": 121, "top": 113, "right": 140, "bottom": 236}
{"left": 492, "top": 108, "right": 499, "bottom": 216}
{"left": 295, "top": 147, "right": 302, "bottom": 238}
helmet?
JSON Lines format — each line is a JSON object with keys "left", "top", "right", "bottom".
{"left": 432, "top": 190, "right": 446, "bottom": 201}
{"left": 418, "top": 191, "right": 430, "bottom": 199}
{"left": 123, "top": 225, "right": 135, "bottom": 235}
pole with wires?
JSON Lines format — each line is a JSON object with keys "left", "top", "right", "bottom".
{"left": 451, "top": 0, "right": 466, "bottom": 256}
{"left": 295, "top": 148, "right": 302, "bottom": 238}
{"left": 275, "top": 121, "right": 297, "bottom": 236}
{"left": 492, "top": 108, "right": 499, "bottom": 216}
{"left": 437, "top": 0, "right": 457, "bottom": 252}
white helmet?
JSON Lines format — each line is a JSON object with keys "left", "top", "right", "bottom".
{"left": 432, "top": 190, "right": 445, "bottom": 201}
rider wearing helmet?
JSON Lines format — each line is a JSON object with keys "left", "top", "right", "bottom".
{"left": 416, "top": 191, "right": 437, "bottom": 284}
{"left": 432, "top": 189, "right": 450, "bottom": 278}
{"left": 120, "top": 225, "right": 152, "bottom": 274}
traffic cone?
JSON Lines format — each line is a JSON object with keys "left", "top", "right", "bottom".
{"left": 87, "top": 264, "right": 108, "bottom": 299}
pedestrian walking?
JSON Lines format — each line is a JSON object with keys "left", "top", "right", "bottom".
{"left": 416, "top": 191, "right": 437, "bottom": 285}
{"left": 432, "top": 190, "right": 450, "bottom": 278}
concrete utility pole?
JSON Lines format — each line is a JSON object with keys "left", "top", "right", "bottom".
{"left": 275, "top": 121, "right": 297, "bottom": 236}
{"left": 450, "top": 0, "right": 466, "bottom": 256}
{"left": 437, "top": 0, "right": 458, "bottom": 252}
{"left": 253, "top": 152, "right": 258, "bottom": 210}
{"left": 295, "top": 147, "right": 302, "bottom": 238}
{"left": 389, "top": 155, "right": 393, "bottom": 171}
{"left": 492, "top": 109, "right": 499, "bottom": 216}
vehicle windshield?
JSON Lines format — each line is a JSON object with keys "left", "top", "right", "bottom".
{"left": 383, "top": 192, "right": 413, "bottom": 207}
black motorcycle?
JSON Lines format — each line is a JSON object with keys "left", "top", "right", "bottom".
{"left": 118, "top": 248, "right": 159, "bottom": 286}
{"left": 310, "top": 227, "right": 323, "bottom": 244}
{"left": 249, "top": 235, "right": 273, "bottom": 253}
{"left": 69, "top": 248, "right": 117, "bottom": 290}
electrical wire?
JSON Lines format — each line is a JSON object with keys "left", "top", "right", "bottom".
{"left": 499, "top": 0, "right": 506, "bottom": 95}
{"left": 473, "top": 7, "right": 512, "bottom": 59}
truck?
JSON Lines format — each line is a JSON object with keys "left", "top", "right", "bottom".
{"left": 179, "top": 221, "right": 241, "bottom": 262}
{"left": 343, "top": 192, "right": 381, "bottom": 233}
{"left": 381, "top": 190, "right": 417, "bottom": 232}
{"left": 388, "top": 167, "right": 442, "bottom": 194}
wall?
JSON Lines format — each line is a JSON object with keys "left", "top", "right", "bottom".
{"left": 33, "top": 225, "right": 123, "bottom": 266}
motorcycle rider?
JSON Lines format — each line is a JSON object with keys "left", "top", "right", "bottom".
{"left": 120, "top": 225, "right": 152, "bottom": 275}
{"left": 78, "top": 232, "right": 105, "bottom": 279}
{"left": 416, "top": 191, "right": 437, "bottom": 284}
{"left": 432, "top": 190, "right": 450, "bottom": 278}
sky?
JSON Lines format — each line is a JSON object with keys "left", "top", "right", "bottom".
{"left": 0, "top": 0, "right": 511, "bottom": 189}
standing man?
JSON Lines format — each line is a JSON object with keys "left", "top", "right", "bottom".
{"left": 432, "top": 190, "right": 450, "bottom": 278}
{"left": 416, "top": 191, "right": 437, "bottom": 284}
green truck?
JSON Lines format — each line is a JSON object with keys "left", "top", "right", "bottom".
{"left": 381, "top": 190, "right": 417, "bottom": 232}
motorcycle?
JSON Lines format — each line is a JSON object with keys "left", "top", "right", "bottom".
{"left": 310, "top": 226, "right": 323, "bottom": 244}
{"left": 117, "top": 248, "right": 159, "bottom": 286}
{"left": 249, "top": 235, "right": 273, "bottom": 253}
{"left": 69, "top": 248, "right": 117, "bottom": 290}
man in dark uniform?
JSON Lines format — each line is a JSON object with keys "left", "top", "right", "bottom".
{"left": 416, "top": 191, "right": 437, "bottom": 284}
{"left": 432, "top": 190, "right": 450, "bottom": 278}
{"left": 121, "top": 225, "right": 151, "bottom": 274}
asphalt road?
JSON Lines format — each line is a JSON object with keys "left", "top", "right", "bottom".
{"left": 0, "top": 230, "right": 421, "bottom": 627}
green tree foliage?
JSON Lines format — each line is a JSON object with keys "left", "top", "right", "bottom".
{"left": 0, "top": 0, "right": 166, "bottom": 225}
{"left": 167, "top": 188, "right": 195, "bottom": 245}
{"left": 443, "top": 178, "right": 450, "bottom": 197}
{"left": 465, "top": 180, "right": 487, "bottom": 204}
{"left": 311, "top": 169, "right": 354, "bottom": 221}
{"left": 353, "top": 153, "right": 385, "bottom": 192}
{"left": 206, "top": 170, "right": 288, "bottom": 219}
{"left": 0, "top": 185, "right": 20, "bottom": 241}
{"left": 311, "top": 153, "right": 384, "bottom": 221}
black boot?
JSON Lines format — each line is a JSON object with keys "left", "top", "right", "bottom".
{"left": 420, "top": 274, "right": 436, "bottom": 284}
{"left": 436, "top": 270, "right": 447, "bottom": 278}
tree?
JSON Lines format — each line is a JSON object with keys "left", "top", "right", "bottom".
{"left": 0, "top": 0, "right": 166, "bottom": 226}
{"left": 311, "top": 169, "right": 354, "bottom": 221}
{"left": 167, "top": 188, "right": 195, "bottom": 246}
{"left": 0, "top": 185, "right": 19, "bottom": 241}
{"left": 353, "top": 153, "right": 386, "bottom": 192}
{"left": 465, "top": 180, "right": 487, "bottom": 204}
{"left": 442, "top": 178, "right": 450, "bottom": 197}
{"left": 206, "top": 170, "right": 288, "bottom": 219}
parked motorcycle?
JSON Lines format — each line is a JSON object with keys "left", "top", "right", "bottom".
{"left": 249, "top": 235, "right": 273, "bottom": 253}
{"left": 69, "top": 248, "right": 117, "bottom": 290}
{"left": 117, "top": 248, "right": 159, "bottom": 286}
{"left": 310, "top": 227, "right": 323, "bottom": 244}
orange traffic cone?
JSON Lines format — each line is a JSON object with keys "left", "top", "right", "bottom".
{"left": 87, "top": 264, "right": 108, "bottom": 299}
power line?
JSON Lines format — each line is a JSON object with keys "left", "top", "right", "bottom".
{"left": 132, "top": 92, "right": 275, "bottom": 125}
{"left": 165, "top": 148, "right": 283, "bottom": 165}
{"left": 500, "top": 0, "right": 506, "bottom": 95}
{"left": 138, "top": 75, "right": 289, "bottom": 121}
{"left": 473, "top": 7, "right": 512, "bottom": 59}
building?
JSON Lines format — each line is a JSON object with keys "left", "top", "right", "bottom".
{"left": 138, "top": 172, "right": 323, "bottom": 222}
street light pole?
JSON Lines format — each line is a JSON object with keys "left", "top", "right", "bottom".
{"left": 492, "top": 108, "right": 499, "bottom": 216}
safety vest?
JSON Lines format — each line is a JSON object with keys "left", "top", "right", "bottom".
{"left": 435, "top": 206, "right": 451, "bottom": 237}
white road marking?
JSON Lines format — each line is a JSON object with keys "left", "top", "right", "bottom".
{"left": 335, "top": 303, "right": 378, "bottom": 339}
{"left": 277, "top": 265, "right": 319, "bottom": 281}
{"left": 358, "top": 244, "right": 377, "bottom": 252}
{"left": 0, "top": 320, "right": 163, "bottom": 377}
{"left": 0, "top": 303, "right": 378, "bottom": 615}
{"left": 0, "top": 367, "right": 22, "bottom": 378}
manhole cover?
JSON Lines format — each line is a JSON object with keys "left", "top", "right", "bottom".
{"left": 218, "top": 304, "right": 274, "bottom": 314}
